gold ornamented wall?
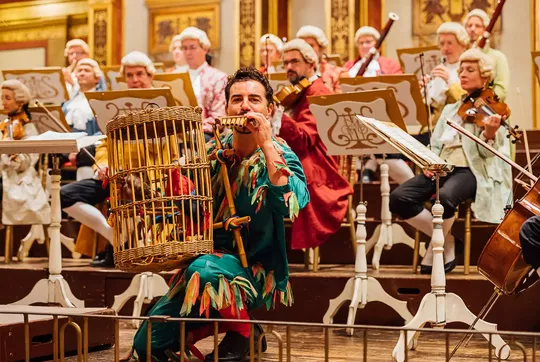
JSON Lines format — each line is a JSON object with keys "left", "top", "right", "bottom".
{"left": 236, "top": 0, "right": 262, "bottom": 68}
{"left": 325, "top": 0, "right": 356, "bottom": 61}
{"left": 88, "top": 0, "right": 123, "bottom": 66}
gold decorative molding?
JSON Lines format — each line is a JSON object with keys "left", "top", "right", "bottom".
{"left": 236, "top": 0, "right": 261, "bottom": 68}
{"left": 88, "top": 0, "right": 122, "bottom": 66}
{"left": 325, "top": 0, "right": 355, "bottom": 61}
{"left": 146, "top": 0, "right": 220, "bottom": 8}
{"left": 533, "top": 0, "right": 540, "bottom": 129}
{"left": 0, "top": 0, "right": 87, "bottom": 23}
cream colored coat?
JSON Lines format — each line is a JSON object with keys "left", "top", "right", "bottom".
{"left": 432, "top": 102, "right": 512, "bottom": 224}
{"left": 1, "top": 122, "right": 50, "bottom": 225}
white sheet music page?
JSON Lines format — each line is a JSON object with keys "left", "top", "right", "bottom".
{"left": 0, "top": 132, "right": 106, "bottom": 154}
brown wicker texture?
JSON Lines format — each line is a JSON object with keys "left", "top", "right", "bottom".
{"left": 106, "top": 106, "right": 213, "bottom": 273}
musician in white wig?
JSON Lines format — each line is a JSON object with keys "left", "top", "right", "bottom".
{"left": 63, "top": 39, "right": 106, "bottom": 98}
{"left": 259, "top": 33, "right": 283, "bottom": 74}
{"left": 177, "top": 26, "right": 227, "bottom": 140}
{"left": 463, "top": 8, "right": 509, "bottom": 101}
{"left": 0, "top": 80, "right": 50, "bottom": 226}
{"left": 120, "top": 50, "right": 156, "bottom": 89}
{"left": 343, "top": 26, "right": 402, "bottom": 77}
{"left": 296, "top": 25, "right": 348, "bottom": 92}
{"left": 167, "top": 34, "right": 189, "bottom": 73}
{"left": 390, "top": 48, "right": 512, "bottom": 274}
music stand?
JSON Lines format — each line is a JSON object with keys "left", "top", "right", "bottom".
{"left": 15, "top": 106, "right": 79, "bottom": 262}
{"left": 340, "top": 75, "right": 428, "bottom": 269}
{"left": 6, "top": 132, "right": 105, "bottom": 308}
{"left": 266, "top": 72, "right": 290, "bottom": 94}
{"left": 2, "top": 67, "right": 69, "bottom": 105}
{"left": 396, "top": 46, "right": 441, "bottom": 81}
{"left": 309, "top": 89, "right": 414, "bottom": 335}
{"left": 83, "top": 89, "right": 176, "bottom": 327}
{"left": 356, "top": 116, "right": 511, "bottom": 362}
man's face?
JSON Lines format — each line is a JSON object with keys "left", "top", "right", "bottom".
{"left": 170, "top": 40, "right": 186, "bottom": 66}
{"left": 300, "top": 37, "right": 323, "bottom": 60}
{"left": 67, "top": 45, "right": 88, "bottom": 65}
{"left": 124, "top": 66, "right": 153, "bottom": 89}
{"left": 226, "top": 80, "right": 272, "bottom": 119}
{"left": 459, "top": 61, "right": 485, "bottom": 92}
{"left": 260, "top": 44, "right": 280, "bottom": 66}
{"left": 356, "top": 35, "right": 376, "bottom": 58}
{"left": 465, "top": 16, "right": 485, "bottom": 42}
{"left": 283, "top": 50, "right": 313, "bottom": 84}
{"left": 181, "top": 39, "right": 207, "bottom": 69}
{"left": 438, "top": 33, "right": 466, "bottom": 64}
{"left": 1, "top": 89, "right": 18, "bottom": 114}
{"left": 75, "top": 64, "right": 99, "bottom": 90}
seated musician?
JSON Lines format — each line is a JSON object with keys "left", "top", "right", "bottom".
{"left": 167, "top": 34, "right": 189, "bottom": 73}
{"left": 129, "top": 67, "right": 309, "bottom": 361}
{"left": 390, "top": 48, "right": 512, "bottom": 274}
{"left": 60, "top": 51, "right": 156, "bottom": 267}
{"left": 464, "top": 9, "right": 509, "bottom": 101}
{"left": 176, "top": 26, "right": 228, "bottom": 141}
{"left": 276, "top": 39, "right": 353, "bottom": 254}
{"left": 520, "top": 216, "right": 540, "bottom": 279}
{"left": 259, "top": 33, "right": 283, "bottom": 74}
{"left": 0, "top": 80, "right": 50, "bottom": 226}
{"left": 296, "top": 25, "right": 348, "bottom": 93}
{"left": 62, "top": 39, "right": 106, "bottom": 99}
{"left": 343, "top": 26, "right": 402, "bottom": 77}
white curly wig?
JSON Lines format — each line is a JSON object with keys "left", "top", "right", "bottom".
{"left": 354, "top": 26, "right": 380, "bottom": 42}
{"left": 120, "top": 51, "right": 156, "bottom": 75}
{"left": 64, "top": 39, "right": 90, "bottom": 57}
{"left": 260, "top": 33, "right": 284, "bottom": 52}
{"left": 178, "top": 27, "right": 211, "bottom": 50}
{"left": 1, "top": 79, "right": 32, "bottom": 105}
{"left": 76, "top": 58, "right": 104, "bottom": 79}
{"left": 282, "top": 38, "right": 319, "bottom": 70}
{"left": 464, "top": 9, "right": 490, "bottom": 28}
{"left": 437, "top": 22, "right": 470, "bottom": 47}
{"left": 296, "top": 25, "right": 328, "bottom": 48}
{"left": 459, "top": 48, "right": 494, "bottom": 82}
{"left": 169, "top": 34, "right": 183, "bottom": 52}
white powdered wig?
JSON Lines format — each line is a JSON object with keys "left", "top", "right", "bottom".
{"left": 437, "top": 22, "right": 470, "bottom": 47}
{"left": 1, "top": 79, "right": 31, "bottom": 104}
{"left": 282, "top": 38, "right": 319, "bottom": 70}
{"left": 64, "top": 39, "right": 90, "bottom": 56}
{"left": 260, "top": 33, "right": 284, "bottom": 52}
{"left": 169, "top": 34, "right": 183, "bottom": 52}
{"left": 354, "top": 26, "right": 380, "bottom": 42}
{"left": 464, "top": 9, "right": 490, "bottom": 28}
{"left": 120, "top": 51, "right": 156, "bottom": 75}
{"left": 178, "top": 26, "right": 211, "bottom": 50}
{"left": 296, "top": 25, "right": 328, "bottom": 48}
{"left": 76, "top": 58, "right": 104, "bottom": 79}
{"left": 459, "top": 48, "right": 494, "bottom": 82}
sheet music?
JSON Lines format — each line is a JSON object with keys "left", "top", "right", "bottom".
{"left": 357, "top": 115, "right": 451, "bottom": 172}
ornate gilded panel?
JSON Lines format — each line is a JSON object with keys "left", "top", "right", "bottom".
{"left": 238, "top": 0, "right": 261, "bottom": 68}
{"left": 325, "top": 0, "right": 355, "bottom": 61}
{"left": 92, "top": 9, "right": 108, "bottom": 65}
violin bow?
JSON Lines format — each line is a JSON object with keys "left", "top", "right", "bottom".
{"left": 517, "top": 86, "right": 534, "bottom": 186}
{"left": 34, "top": 100, "right": 104, "bottom": 172}
{"left": 264, "top": 35, "right": 270, "bottom": 78}
{"left": 419, "top": 53, "right": 434, "bottom": 148}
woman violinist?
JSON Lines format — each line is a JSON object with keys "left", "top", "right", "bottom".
{"left": 0, "top": 80, "right": 50, "bottom": 226}
{"left": 390, "top": 48, "right": 512, "bottom": 274}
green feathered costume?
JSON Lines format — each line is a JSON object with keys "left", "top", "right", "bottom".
{"left": 131, "top": 133, "right": 309, "bottom": 361}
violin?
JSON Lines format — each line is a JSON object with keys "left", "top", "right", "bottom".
{"left": 0, "top": 110, "right": 30, "bottom": 140}
{"left": 273, "top": 77, "right": 311, "bottom": 109}
{"left": 457, "top": 88, "right": 522, "bottom": 143}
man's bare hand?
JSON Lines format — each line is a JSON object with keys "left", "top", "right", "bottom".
{"left": 244, "top": 112, "right": 273, "bottom": 150}
{"left": 431, "top": 65, "right": 449, "bottom": 83}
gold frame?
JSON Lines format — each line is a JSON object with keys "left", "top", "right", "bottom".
{"left": 88, "top": 0, "right": 114, "bottom": 65}
{"left": 2, "top": 67, "right": 69, "bottom": 104}
{"left": 340, "top": 74, "right": 428, "bottom": 127}
{"left": 325, "top": 0, "right": 356, "bottom": 60}
{"left": 147, "top": 2, "right": 221, "bottom": 54}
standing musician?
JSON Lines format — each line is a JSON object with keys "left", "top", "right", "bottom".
{"left": 463, "top": 9, "right": 510, "bottom": 101}
{"left": 0, "top": 80, "right": 50, "bottom": 226}
{"left": 176, "top": 26, "right": 228, "bottom": 141}
{"left": 343, "top": 26, "right": 402, "bottom": 77}
{"left": 277, "top": 39, "right": 353, "bottom": 253}
{"left": 390, "top": 48, "right": 512, "bottom": 274}
{"left": 129, "top": 68, "right": 309, "bottom": 362}
{"left": 62, "top": 39, "right": 106, "bottom": 99}
{"left": 60, "top": 51, "right": 156, "bottom": 267}
{"left": 259, "top": 33, "right": 283, "bottom": 74}
{"left": 296, "top": 25, "right": 348, "bottom": 93}
{"left": 167, "top": 34, "right": 189, "bottom": 73}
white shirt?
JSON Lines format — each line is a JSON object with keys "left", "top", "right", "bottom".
{"left": 188, "top": 62, "right": 208, "bottom": 106}
{"left": 174, "top": 65, "right": 189, "bottom": 73}
{"left": 348, "top": 58, "right": 380, "bottom": 78}
{"left": 427, "top": 61, "right": 460, "bottom": 106}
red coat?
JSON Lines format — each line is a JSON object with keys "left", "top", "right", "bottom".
{"left": 343, "top": 56, "right": 402, "bottom": 76}
{"left": 279, "top": 78, "right": 353, "bottom": 250}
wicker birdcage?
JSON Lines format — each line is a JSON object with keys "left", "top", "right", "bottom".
{"left": 106, "top": 106, "right": 213, "bottom": 273}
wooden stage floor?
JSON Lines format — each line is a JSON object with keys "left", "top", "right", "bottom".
{"left": 55, "top": 321, "right": 539, "bottom": 361}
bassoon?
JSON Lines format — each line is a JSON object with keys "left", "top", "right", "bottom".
{"left": 475, "top": 0, "right": 507, "bottom": 49}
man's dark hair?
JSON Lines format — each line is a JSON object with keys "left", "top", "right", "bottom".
{"left": 225, "top": 67, "right": 274, "bottom": 106}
